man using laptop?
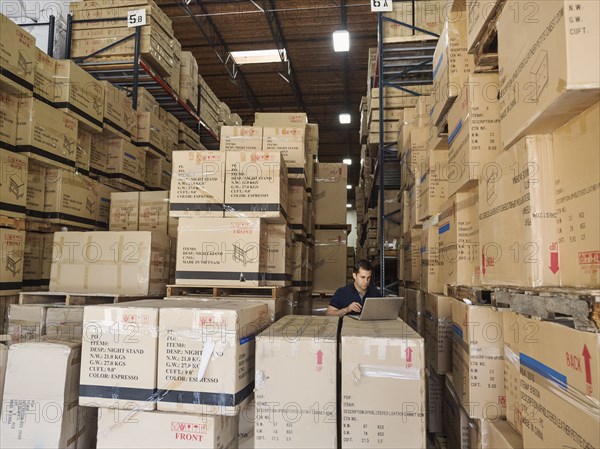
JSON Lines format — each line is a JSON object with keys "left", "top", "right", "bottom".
{"left": 325, "top": 259, "right": 380, "bottom": 317}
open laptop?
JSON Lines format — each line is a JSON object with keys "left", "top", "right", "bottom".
{"left": 348, "top": 296, "right": 404, "bottom": 321}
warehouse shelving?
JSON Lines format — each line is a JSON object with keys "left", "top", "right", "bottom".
{"left": 18, "top": 15, "right": 58, "bottom": 57}
{"left": 64, "top": 15, "right": 220, "bottom": 150}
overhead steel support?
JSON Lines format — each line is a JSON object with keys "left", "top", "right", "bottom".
{"left": 178, "top": 0, "right": 262, "bottom": 112}
{"left": 256, "top": 0, "right": 307, "bottom": 113}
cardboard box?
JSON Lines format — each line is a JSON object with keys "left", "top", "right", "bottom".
{"left": 109, "top": 191, "right": 140, "bottom": 231}
{"left": 102, "top": 80, "right": 135, "bottom": 141}
{"left": 377, "top": 190, "right": 402, "bottom": 250}
{"left": 0, "top": 343, "right": 6, "bottom": 404}
{"left": 254, "top": 112, "right": 307, "bottom": 128}
{"left": 426, "top": 368, "right": 445, "bottom": 434}
{"left": 0, "top": 148, "right": 27, "bottom": 219}
{"left": 287, "top": 184, "right": 308, "bottom": 236}
{"left": 313, "top": 163, "right": 347, "bottom": 225}
{"left": 497, "top": 0, "right": 600, "bottom": 150}
{"left": 553, "top": 102, "right": 600, "bottom": 287}
{"left": 418, "top": 145, "right": 449, "bottom": 221}
{"left": 408, "top": 183, "right": 423, "bottom": 229}
{"left": 313, "top": 229, "right": 347, "bottom": 294}
{"left": 169, "top": 150, "right": 225, "bottom": 217}
{"left": 0, "top": 92, "right": 19, "bottom": 149}
{"left": 77, "top": 128, "right": 92, "bottom": 172}
{"left": 406, "top": 288, "right": 425, "bottom": 336}
{"left": 44, "top": 168, "right": 98, "bottom": 229}
{"left": 165, "top": 37, "right": 181, "bottom": 94}
{"left": 262, "top": 127, "right": 307, "bottom": 180}
{"left": 54, "top": 60, "right": 104, "bottom": 132}
{"left": 430, "top": 15, "right": 475, "bottom": 126}
{"left": 220, "top": 126, "right": 263, "bottom": 151}
{"left": 479, "top": 134, "right": 558, "bottom": 287}
{"left": 238, "top": 396, "right": 255, "bottom": 449}
{"left": 105, "top": 138, "right": 146, "bottom": 191}
{"left": 179, "top": 51, "right": 199, "bottom": 110}
{"left": 501, "top": 310, "right": 522, "bottom": 435}
{"left": 7, "top": 303, "right": 45, "bottom": 343}
{"left": 95, "top": 182, "right": 119, "bottom": 230}
{"left": 420, "top": 218, "right": 443, "bottom": 294}
{"left": 16, "top": 97, "right": 78, "bottom": 170}
{"left": 23, "top": 232, "right": 44, "bottom": 290}
{"left": 444, "top": 376, "right": 471, "bottom": 449}
{"left": 90, "top": 133, "right": 109, "bottom": 176}
{"left": 145, "top": 154, "right": 165, "bottom": 189}
{"left": 518, "top": 315, "right": 600, "bottom": 449}
{"left": 157, "top": 300, "right": 269, "bottom": 415}
{"left": 135, "top": 110, "right": 166, "bottom": 158}
{"left": 382, "top": 0, "right": 446, "bottom": 40}
{"left": 471, "top": 420, "right": 523, "bottom": 449}
{"left": 467, "top": 0, "right": 504, "bottom": 54}
{"left": 139, "top": 190, "right": 169, "bottom": 233}
{"left": 341, "top": 319, "right": 426, "bottom": 449}
{"left": 41, "top": 232, "right": 53, "bottom": 286}
{"left": 50, "top": 231, "right": 170, "bottom": 296}
{"left": 451, "top": 301, "right": 505, "bottom": 420}
{"left": 291, "top": 240, "right": 308, "bottom": 289}
{"left": 79, "top": 300, "right": 165, "bottom": 410}
{"left": 438, "top": 188, "right": 480, "bottom": 286}
{"left": 34, "top": 47, "right": 55, "bottom": 103}
{"left": 8, "top": 304, "right": 83, "bottom": 342}
{"left": 0, "top": 13, "right": 36, "bottom": 95}
{"left": 0, "top": 341, "right": 82, "bottom": 448}
{"left": 447, "top": 73, "right": 502, "bottom": 196}
{"left": 175, "top": 217, "right": 267, "bottom": 287}
{"left": 424, "top": 293, "right": 454, "bottom": 374}
{"left": 224, "top": 151, "right": 288, "bottom": 222}
{"left": 1, "top": 228, "right": 26, "bottom": 295}
{"left": 96, "top": 408, "right": 238, "bottom": 449}
{"left": 264, "top": 223, "right": 292, "bottom": 286}
{"left": 255, "top": 316, "right": 338, "bottom": 448}
{"left": 403, "top": 229, "right": 421, "bottom": 284}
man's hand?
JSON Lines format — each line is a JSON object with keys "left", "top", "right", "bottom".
{"left": 325, "top": 302, "right": 362, "bottom": 317}
{"left": 345, "top": 302, "right": 362, "bottom": 315}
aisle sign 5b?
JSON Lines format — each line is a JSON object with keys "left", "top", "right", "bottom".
{"left": 371, "top": 0, "right": 393, "bottom": 12}
{"left": 128, "top": 9, "right": 147, "bottom": 27}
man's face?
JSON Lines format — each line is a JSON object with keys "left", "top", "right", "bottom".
{"left": 353, "top": 268, "right": 372, "bottom": 292}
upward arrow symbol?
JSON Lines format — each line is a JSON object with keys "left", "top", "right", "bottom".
{"left": 317, "top": 350, "right": 323, "bottom": 366}
{"left": 583, "top": 345, "right": 592, "bottom": 385}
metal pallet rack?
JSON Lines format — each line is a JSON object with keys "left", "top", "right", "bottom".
{"left": 64, "top": 15, "right": 219, "bottom": 150}
{"left": 18, "top": 15, "right": 58, "bottom": 58}
{"left": 370, "top": 6, "right": 439, "bottom": 292}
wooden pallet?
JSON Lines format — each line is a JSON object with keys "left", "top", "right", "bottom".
{"left": 19, "top": 291, "right": 158, "bottom": 306}
{"left": 166, "top": 285, "right": 289, "bottom": 299}
{"left": 24, "top": 219, "right": 88, "bottom": 233}
{"left": 444, "top": 285, "right": 493, "bottom": 305}
{"left": 492, "top": 287, "right": 600, "bottom": 332}
{"left": 0, "top": 215, "right": 26, "bottom": 231}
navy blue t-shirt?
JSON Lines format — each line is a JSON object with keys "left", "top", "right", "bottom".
{"left": 329, "top": 283, "right": 381, "bottom": 313}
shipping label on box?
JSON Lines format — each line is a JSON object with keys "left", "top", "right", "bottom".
{"left": 50, "top": 231, "right": 170, "bottom": 296}
{"left": 44, "top": 168, "right": 98, "bottom": 229}
{"left": 139, "top": 190, "right": 169, "bottom": 233}
{"left": 224, "top": 151, "right": 288, "bottom": 222}
{"left": 175, "top": 217, "right": 267, "bottom": 286}
{"left": 341, "top": 319, "right": 426, "bottom": 449}
{"left": 262, "top": 127, "right": 307, "bottom": 179}
{"left": 498, "top": 0, "right": 600, "bottom": 150}
{"left": 254, "top": 112, "right": 307, "bottom": 128}
{"left": 0, "top": 148, "right": 27, "bottom": 219}
{"left": 451, "top": 300, "right": 505, "bottom": 420}
{"left": 109, "top": 191, "right": 140, "bottom": 231}
{"left": 157, "top": 300, "right": 269, "bottom": 415}
{"left": 54, "top": 60, "right": 105, "bottom": 132}
{"left": 220, "top": 126, "right": 263, "bottom": 151}
{"left": 553, "top": 102, "right": 600, "bottom": 288}
{"left": 16, "top": 97, "right": 78, "bottom": 170}
{"left": 169, "top": 150, "right": 225, "bottom": 217}
{"left": 518, "top": 315, "right": 599, "bottom": 449}
{"left": 255, "top": 316, "right": 338, "bottom": 448}
{"left": 479, "top": 134, "right": 558, "bottom": 288}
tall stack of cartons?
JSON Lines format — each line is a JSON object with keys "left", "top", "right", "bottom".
{"left": 75, "top": 299, "right": 269, "bottom": 448}
{"left": 199, "top": 74, "right": 222, "bottom": 135}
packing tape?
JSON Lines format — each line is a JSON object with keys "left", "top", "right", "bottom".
{"left": 350, "top": 363, "right": 420, "bottom": 383}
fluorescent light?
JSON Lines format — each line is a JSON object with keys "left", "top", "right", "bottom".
{"left": 230, "top": 49, "right": 286, "bottom": 65}
{"left": 339, "top": 113, "right": 351, "bottom": 124}
{"left": 346, "top": 185, "right": 352, "bottom": 190}
{"left": 333, "top": 30, "right": 350, "bottom": 52}
{"left": 343, "top": 158, "right": 352, "bottom": 165}
{"left": 346, "top": 203, "right": 352, "bottom": 208}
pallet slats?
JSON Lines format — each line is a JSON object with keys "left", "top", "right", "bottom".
{"left": 19, "top": 291, "right": 158, "bottom": 306}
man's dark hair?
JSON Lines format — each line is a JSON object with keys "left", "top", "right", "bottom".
{"left": 353, "top": 259, "right": 373, "bottom": 274}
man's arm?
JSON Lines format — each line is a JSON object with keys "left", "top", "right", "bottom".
{"left": 325, "top": 302, "right": 362, "bottom": 317}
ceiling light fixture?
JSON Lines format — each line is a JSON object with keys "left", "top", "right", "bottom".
{"left": 346, "top": 185, "right": 352, "bottom": 190}
{"left": 346, "top": 203, "right": 352, "bottom": 209}
{"left": 339, "top": 113, "right": 351, "bottom": 124}
{"left": 343, "top": 158, "right": 352, "bottom": 165}
{"left": 333, "top": 30, "right": 350, "bottom": 52}
{"left": 230, "top": 49, "right": 286, "bottom": 65}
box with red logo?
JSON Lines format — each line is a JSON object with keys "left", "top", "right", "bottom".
{"left": 79, "top": 300, "right": 168, "bottom": 410}
{"left": 255, "top": 316, "right": 338, "bottom": 448}
{"left": 220, "top": 126, "right": 263, "bottom": 151}
{"left": 96, "top": 408, "right": 237, "bottom": 448}
{"left": 169, "top": 150, "right": 225, "bottom": 218}
{"left": 341, "top": 318, "right": 426, "bottom": 449}
{"left": 262, "top": 126, "right": 307, "bottom": 180}
{"left": 224, "top": 151, "right": 288, "bottom": 222}
{"left": 518, "top": 315, "right": 599, "bottom": 449}
{"left": 156, "top": 300, "right": 269, "bottom": 415}
{"left": 175, "top": 217, "right": 267, "bottom": 287}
